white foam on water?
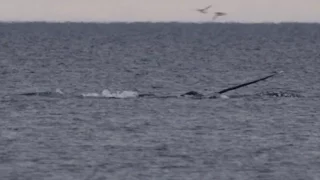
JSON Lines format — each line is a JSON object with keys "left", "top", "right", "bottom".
{"left": 81, "top": 92, "right": 101, "bottom": 97}
{"left": 55, "top": 88, "right": 64, "bottom": 94}
{"left": 102, "top": 89, "right": 138, "bottom": 98}
{"left": 80, "top": 89, "right": 139, "bottom": 98}
{"left": 220, "top": 94, "right": 229, "bottom": 99}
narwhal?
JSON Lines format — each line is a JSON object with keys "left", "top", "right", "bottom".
{"left": 180, "top": 71, "right": 284, "bottom": 99}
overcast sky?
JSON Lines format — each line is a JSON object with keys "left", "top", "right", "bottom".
{"left": 1, "top": 0, "right": 319, "bottom": 22}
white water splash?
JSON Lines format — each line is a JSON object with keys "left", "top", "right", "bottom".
{"left": 81, "top": 92, "right": 100, "bottom": 97}
{"left": 102, "top": 89, "right": 138, "bottom": 98}
{"left": 55, "top": 88, "right": 64, "bottom": 94}
{"left": 81, "top": 89, "right": 139, "bottom": 98}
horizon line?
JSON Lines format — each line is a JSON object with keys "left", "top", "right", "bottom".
{"left": 0, "top": 20, "right": 320, "bottom": 24}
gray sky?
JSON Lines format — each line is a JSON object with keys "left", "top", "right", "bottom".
{"left": 1, "top": 0, "right": 320, "bottom": 22}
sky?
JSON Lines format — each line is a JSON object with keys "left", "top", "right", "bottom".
{"left": 0, "top": 0, "right": 320, "bottom": 23}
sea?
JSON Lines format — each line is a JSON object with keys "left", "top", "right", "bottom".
{"left": 0, "top": 22, "right": 320, "bottom": 180}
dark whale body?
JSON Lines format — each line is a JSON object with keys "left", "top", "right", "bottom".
{"left": 180, "top": 91, "right": 204, "bottom": 98}
{"left": 19, "top": 89, "right": 64, "bottom": 98}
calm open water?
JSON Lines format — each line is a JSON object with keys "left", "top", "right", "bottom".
{"left": 0, "top": 22, "right": 320, "bottom": 180}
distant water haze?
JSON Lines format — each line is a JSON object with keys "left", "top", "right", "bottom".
{"left": 1, "top": 22, "right": 320, "bottom": 179}
{"left": 1, "top": 0, "right": 320, "bottom": 22}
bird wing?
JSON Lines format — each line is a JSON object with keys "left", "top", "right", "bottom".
{"left": 203, "top": 5, "right": 212, "bottom": 10}
{"left": 217, "top": 12, "right": 226, "bottom": 16}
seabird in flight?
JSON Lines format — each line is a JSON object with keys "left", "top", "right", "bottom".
{"left": 212, "top": 12, "right": 227, "bottom": 20}
{"left": 196, "top": 5, "right": 212, "bottom": 14}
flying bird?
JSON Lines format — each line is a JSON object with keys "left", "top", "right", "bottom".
{"left": 196, "top": 5, "right": 212, "bottom": 14}
{"left": 212, "top": 12, "right": 227, "bottom": 21}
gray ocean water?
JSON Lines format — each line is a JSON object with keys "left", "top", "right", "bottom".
{"left": 0, "top": 22, "right": 320, "bottom": 180}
